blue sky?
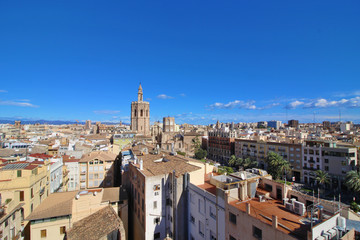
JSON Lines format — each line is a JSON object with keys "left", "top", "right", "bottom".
{"left": 0, "top": 0, "right": 359, "bottom": 124}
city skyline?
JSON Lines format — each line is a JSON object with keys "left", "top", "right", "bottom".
{"left": 1, "top": 1, "right": 360, "bottom": 124}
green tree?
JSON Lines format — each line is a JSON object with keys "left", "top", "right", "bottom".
{"left": 345, "top": 171, "right": 360, "bottom": 192}
{"left": 192, "top": 137, "right": 201, "bottom": 151}
{"left": 228, "top": 155, "right": 237, "bottom": 167}
{"left": 315, "top": 170, "right": 330, "bottom": 187}
{"left": 265, "top": 152, "right": 290, "bottom": 180}
{"left": 195, "top": 148, "right": 207, "bottom": 160}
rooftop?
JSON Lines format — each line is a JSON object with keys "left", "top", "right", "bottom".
{"left": 79, "top": 151, "right": 118, "bottom": 163}
{"left": 67, "top": 205, "right": 125, "bottom": 240}
{"left": 133, "top": 153, "right": 201, "bottom": 177}
{"left": 229, "top": 197, "right": 309, "bottom": 239}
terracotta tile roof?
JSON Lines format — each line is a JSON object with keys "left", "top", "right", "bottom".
{"left": 197, "top": 181, "right": 217, "bottom": 195}
{"left": 229, "top": 198, "right": 309, "bottom": 239}
{"left": 134, "top": 153, "right": 201, "bottom": 177}
{"left": 67, "top": 205, "right": 125, "bottom": 240}
{"left": 28, "top": 153, "right": 52, "bottom": 159}
{"left": 26, "top": 191, "right": 77, "bottom": 221}
{"left": 79, "top": 151, "right": 118, "bottom": 163}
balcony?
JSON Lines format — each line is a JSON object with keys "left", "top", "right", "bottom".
{"left": 39, "top": 187, "right": 45, "bottom": 196}
{"left": 80, "top": 171, "right": 86, "bottom": 175}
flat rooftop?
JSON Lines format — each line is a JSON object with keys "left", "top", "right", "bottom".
{"left": 229, "top": 198, "right": 310, "bottom": 239}
{"left": 197, "top": 181, "right": 217, "bottom": 195}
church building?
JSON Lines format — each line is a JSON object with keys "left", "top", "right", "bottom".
{"left": 131, "top": 84, "right": 150, "bottom": 136}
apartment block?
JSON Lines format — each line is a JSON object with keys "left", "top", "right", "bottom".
{"left": 128, "top": 146, "right": 206, "bottom": 240}
{"left": 0, "top": 191, "right": 24, "bottom": 240}
{"left": 303, "top": 140, "right": 357, "bottom": 189}
{"left": 79, "top": 151, "right": 119, "bottom": 189}
{"left": 208, "top": 129, "right": 236, "bottom": 164}
{"left": 235, "top": 139, "right": 302, "bottom": 181}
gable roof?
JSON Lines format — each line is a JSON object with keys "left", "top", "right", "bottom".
{"left": 67, "top": 206, "right": 125, "bottom": 240}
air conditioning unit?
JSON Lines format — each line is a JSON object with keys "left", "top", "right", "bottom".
{"left": 293, "top": 201, "right": 305, "bottom": 216}
{"left": 285, "top": 202, "right": 293, "bottom": 212}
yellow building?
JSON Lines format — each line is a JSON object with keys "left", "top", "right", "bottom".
{"left": 0, "top": 160, "right": 50, "bottom": 220}
{"left": 79, "top": 151, "right": 119, "bottom": 189}
{"left": 0, "top": 190, "right": 24, "bottom": 240}
{"left": 26, "top": 187, "right": 128, "bottom": 240}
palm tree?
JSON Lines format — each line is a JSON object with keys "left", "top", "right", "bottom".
{"left": 242, "top": 158, "right": 258, "bottom": 170}
{"left": 315, "top": 170, "right": 330, "bottom": 186}
{"left": 315, "top": 170, "right": 330, "bottom": 195}
{"left": 266, "top": 152, "right": 291, "bottom": 180}
{"left": 345, "top": 171, "right": 360, "bottom": 192}
{"left": 228, "top": 155, "right": 237, "bottom": 167}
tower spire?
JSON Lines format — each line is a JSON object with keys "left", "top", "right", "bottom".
{"left": 138, "top": 83, "right": 143, "bottom": 101}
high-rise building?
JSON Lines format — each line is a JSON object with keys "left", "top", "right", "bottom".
{"left": 131, "top": 84, "right": 150, "bottom": 136}
{"left": 288, "top": 119, "right": 299, "bottom": 128}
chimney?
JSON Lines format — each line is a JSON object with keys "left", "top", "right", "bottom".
{"left": 246, "top": 203, "right": 251, "bottom": 215}
{"left": 272, "top": 215, "right": 278, "bottom": 229}
{"left": 140, "top": 159, "right": 143, "bottom": 170}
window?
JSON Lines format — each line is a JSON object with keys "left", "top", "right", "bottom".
{"left": 154, "top": 217, "right": 160, "bottom": 224}
{"left": 12, "top": 214, "right": 15, "bottom": 220}
{"left": 229, "top": 212, "right": 236, "bottom": 224}
{"left": 17, "top": 170, "right": 22, "bottom": 177}
{"left": 199, "top": 221, "right": 204, "bottom": 237}
{"left": 5, "top": 219, "right": 8, "bottom": 227}
{"left": 210, "top": 206, "right": 216, "bottom": 219}
{"left": 325, "top": 166, "right": 329, "bottom": 171}
{"left": 41, "top": 229, "right": 47, "bottom": 238}
{"left": 210, "top": 230, "right": 216, "bottom": 240}
{"left": 60, "top": 226, "right": 66, "bottom": 234}
{"left": 154, "top": 232, "right": 160, "bottom": 239}
{"left": 198, "top": 199, "right": 204, "bottom": 214}
{"left": 190, "top": 214, "right": 195, "bottom": 223}
{"left": 153, "top": 184, "right": 160, "bottom": 191}
{"left": 229, "top": 235, "right": 236, "bottom": 240}
{"left": 31, "top": 204, "right": 33, "bottom": 213}
{"left": 153, "top": 201, "right": 157, "bottom": 209}
{"left": 166, "top": 198, "right": 172, "bottom": 206}
{"left": 31, "top": 188, "right": 34, "bottom": 198}
{"left": 253, "top": 226, "right": 262, "bottom": 240}
{"left": 325, "top": 159, "right": 329, "bottom": 163}
{"left": 140, "top": 109, "right": 143, "bottom": 117}
{"left": 142, "top": 199, "right": 144, "bottom": 211}
{"left": 20, "top": 191, "right": 24, "bottom": 201}
{"left": 341, "top": 161, "right": 346, "bottom": 166}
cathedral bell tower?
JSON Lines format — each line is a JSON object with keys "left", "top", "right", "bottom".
{"left": 131, "top": 84, "right": 150, "bottom": 136}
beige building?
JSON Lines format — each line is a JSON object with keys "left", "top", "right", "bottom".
{"left": 128, "top": 145, "right": 206, "bottom": 240}
{"left": 0, "top": 191, "right": 24, "bottom": 240}
{"left": 131, "top": 84, "right": 150, "bottom": 136}
{"left": 79, "top": 151, "right": 119, "bottom": 189}
{"left": 26, "top": 187, "right": 128, "bottom": 240}
{"left": 235, "top": 139, "right": 303, "bottom": 181}
{"left": 0, "top": 160, "right": 50, "bottom": 221}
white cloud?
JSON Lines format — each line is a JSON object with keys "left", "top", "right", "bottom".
{"left": 209, "top": 100, "right": 257, "bottom": 110}
{"left": 286, "top": 100, "right": 304, "bottom": 109}
{"left": 287, "top": 97, "right": 360, "bottom": 109}
{"left": 179, "top": 93, "right": 186, "bottom": 97}
{"left": 93, "top": 110, "right": 121, "bottom": 115}
{"left": 0, "top": 90, "right": 7, "bottom": 93}
{"left": 0, "top": 100, "right": 38, "bottom": 107}
{"left": 157, "top": 94, "right": 174, "bottom": 99}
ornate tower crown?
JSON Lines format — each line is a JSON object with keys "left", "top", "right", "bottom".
{"left": 138, "top": 83, "right": 143, "bottom": 102}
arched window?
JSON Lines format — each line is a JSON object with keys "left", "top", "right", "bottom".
{"left": 141, "top": 109, "right": 143, "bottom": 117}
{"left": 146, "top": 110, "right": 148, "bottom": 117}
{"left": 134, "top": 110, "right": 137, "bottom": 117}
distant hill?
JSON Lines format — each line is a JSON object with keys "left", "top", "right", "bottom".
{"left": 0, "top": 118, "right": 130, "bottom": 125}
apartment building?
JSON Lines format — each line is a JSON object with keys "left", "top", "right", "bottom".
{"left": 79, "top": 151, "right": 119, "bottom": 189}
{"left": 225, "top": 174, "right": 352, "bottom": 240}
{"left": 0, "top": 160, "right": 50, "bottom": 219}
{"left": 188, "top": 173, "right": 227, "bottom": 240}
{"left": 29, "top": 153, "right": 64, "bottom": 193}
{"left": 26, "top": 187, "right": 127, "bottom": 240}
{"left": 0, "top": 191, "right": 24, "bottom": 240}
{"left": 208, "top": 129, "right": 236, "bottom": 164}
{"left": 63, "top": 156, "right": 80, "bottom": 191}
{"left": 128, "top": 148, "right": 206, "bottom": 240}
{"left": 303, "top": 140, "right": 357, "bottom": 189}
{"left": 235, "top": 139, "right": 303, "bottom": 181}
